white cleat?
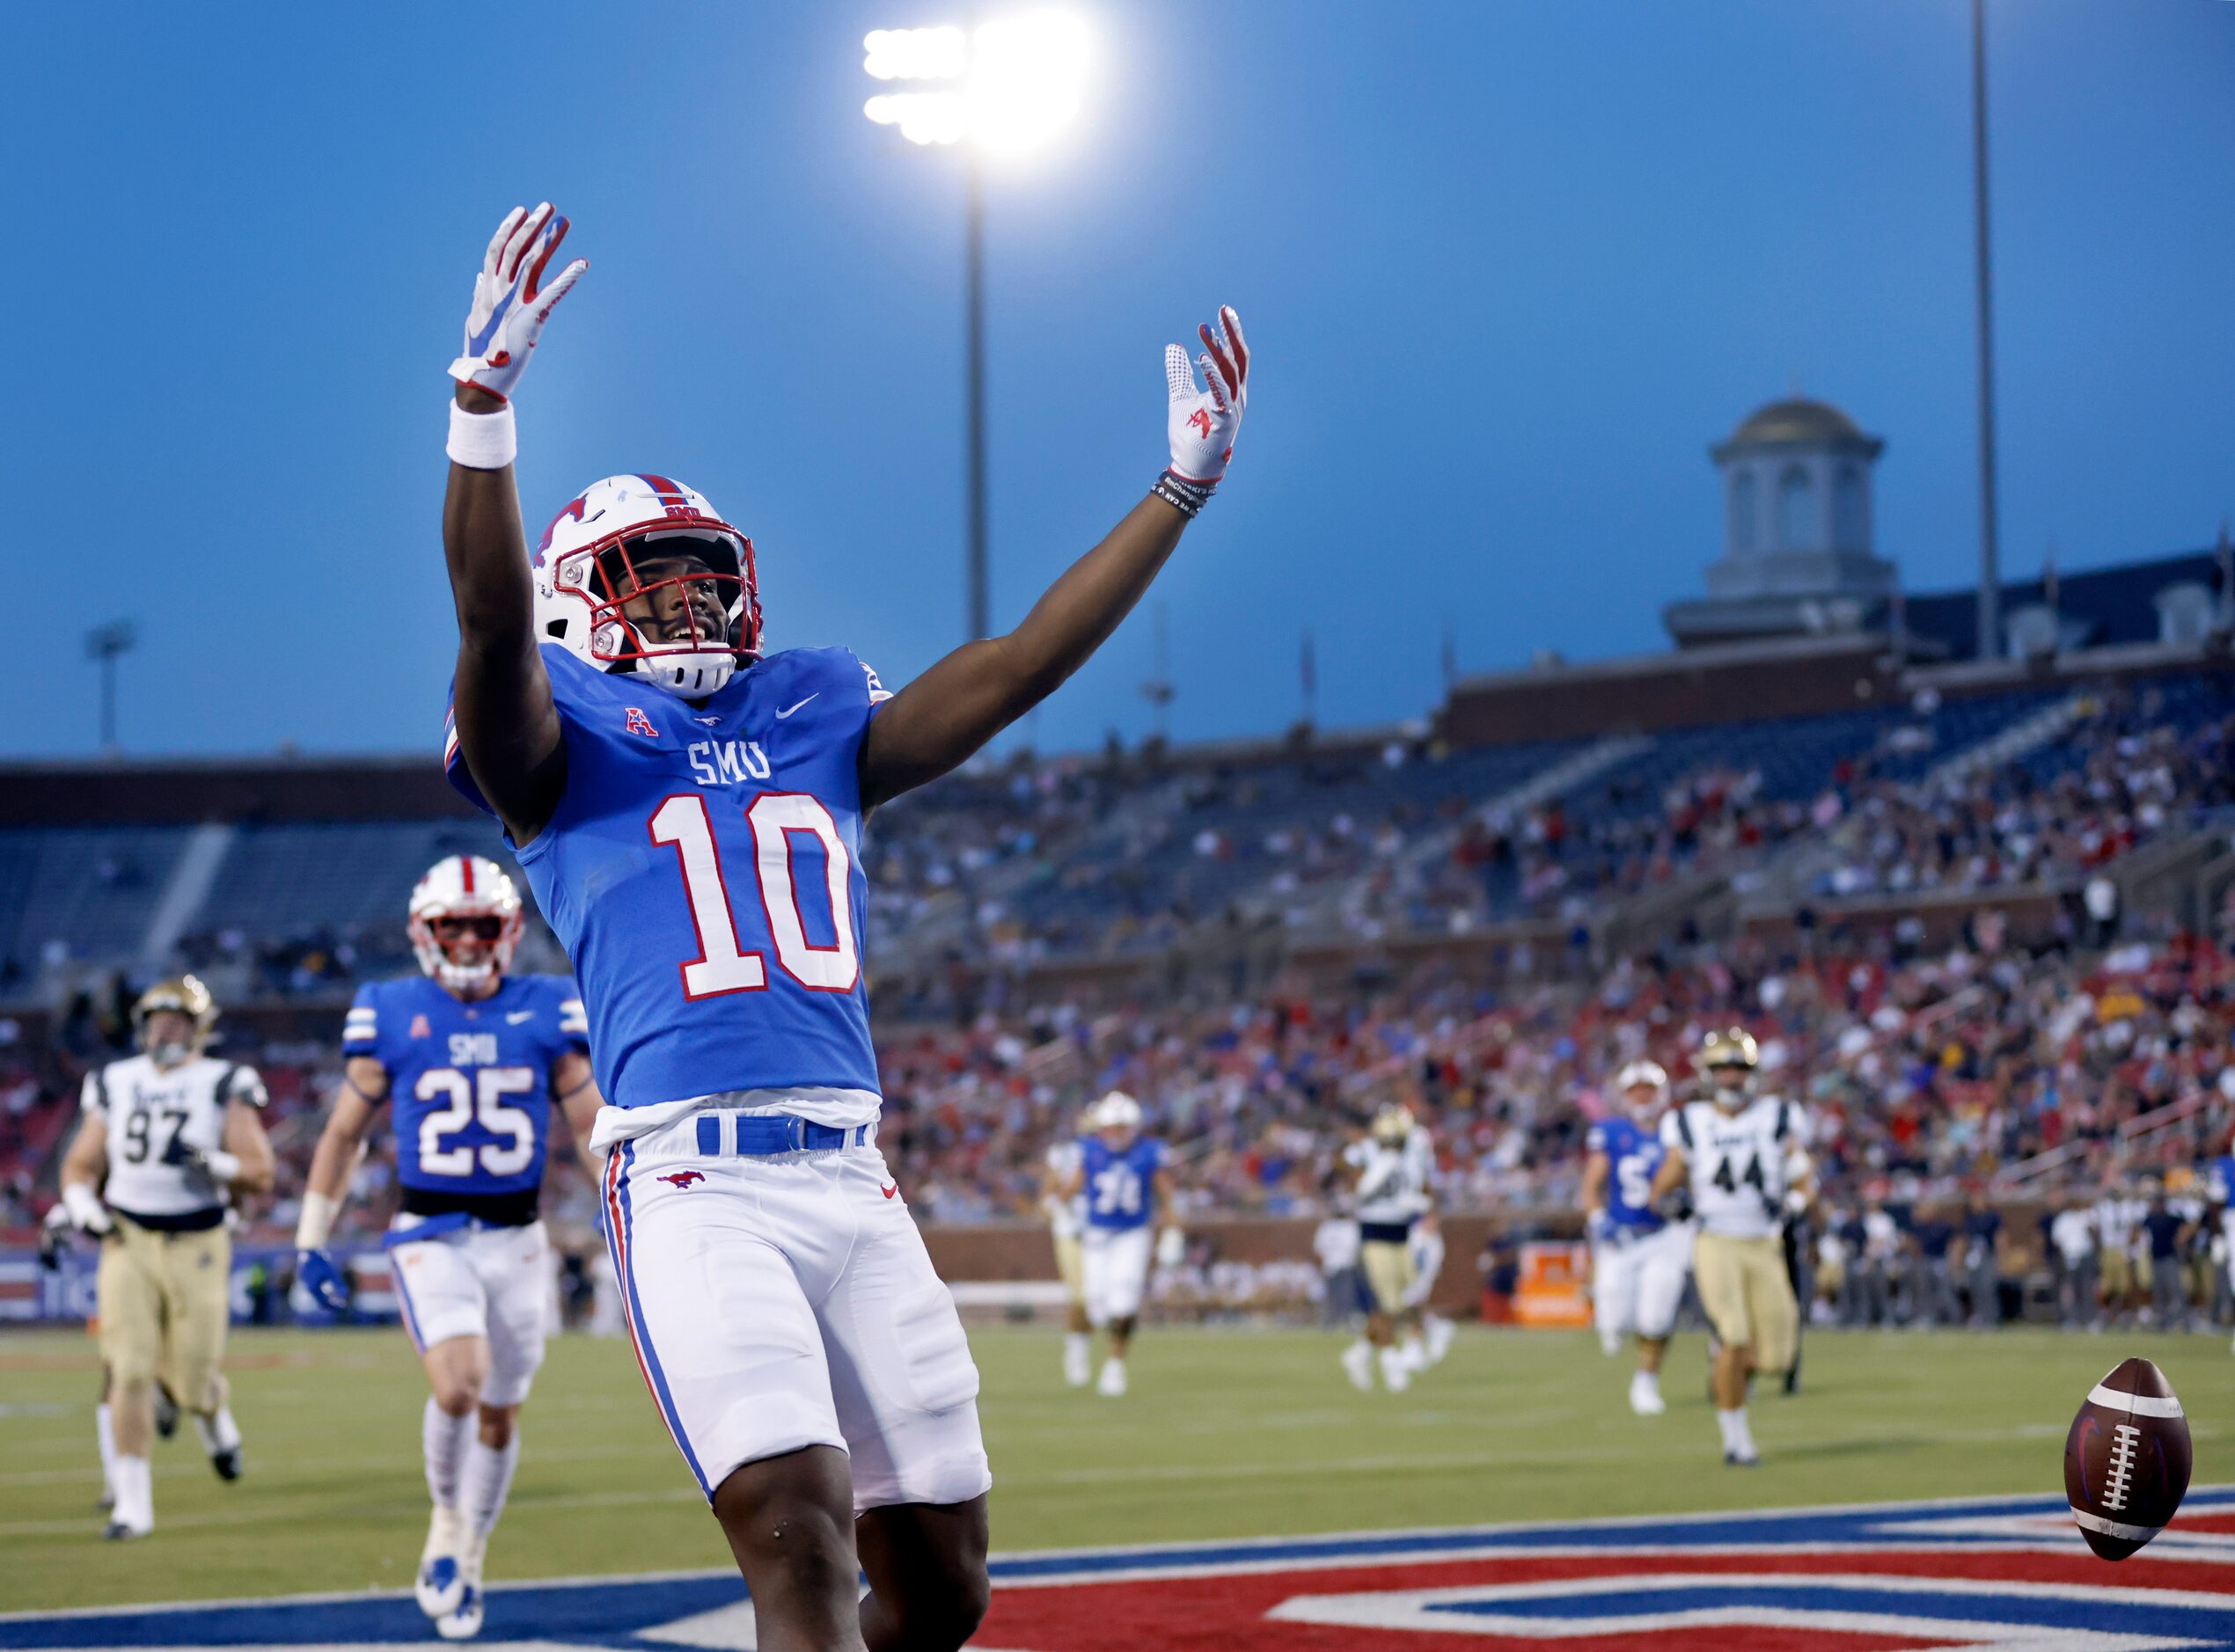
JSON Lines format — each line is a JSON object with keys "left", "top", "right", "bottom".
{"left": 416, "top": 1554, "right": 466, "bottom": 1620}
{"left": 1063, "top": 1340, "right": 1092, "bottom": 1388}
{"left": 1096, "top": 1359, "right": 1127, "bottom": 1397}
{"left": 1378, "top": 1347, "right": 1412, "bottom": 1393}
{"left": 436, "top": 1585, "right": 483, "bottom": 1641}
{"left": 1424, "top": 1316, "right": 1455, "bottom": 1366}
{"left": 1629, "top": 1373, "right": 1666, "bottom": 1416}
{"left": 101, "top": 1514, "right": 152, "bottom": 1541}
{"left": 1340, "top": 1341, "right": 1374, "bottom": 1391}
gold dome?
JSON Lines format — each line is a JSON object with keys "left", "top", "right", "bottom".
{"left": 1714, "top": 398, "right": 1881, "bottom": 461}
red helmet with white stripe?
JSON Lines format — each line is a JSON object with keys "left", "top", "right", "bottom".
{"left": 408, "top": 855, "right": 524, "bottom": 992}
{"left": 531, "top": 474, "right": 761, "bottom": 700}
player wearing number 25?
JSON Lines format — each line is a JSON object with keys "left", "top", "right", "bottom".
{"left": 297, "top": 854, "right": 603, "bottom": 1640}
{"left": 435, "top": 201, "right": 1249, "bottom": 1652}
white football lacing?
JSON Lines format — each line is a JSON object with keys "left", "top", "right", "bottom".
{"left": 2101, "top": 1422, "right": 2141, "bottom": 1511}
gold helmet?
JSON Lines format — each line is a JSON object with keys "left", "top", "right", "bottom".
{"left": 1370, "top": 1102, "right": 1416, "bottom": 1144}
{"left": 1700, "top": 1026, "right": 1758, "bottom": 1108}
{"left": 133, "top": 976, "right": 217, "bottom": 1065}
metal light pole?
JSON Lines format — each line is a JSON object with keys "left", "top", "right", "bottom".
{"left": 863, "top": 17, "right": 1089, "bottom": 646}
{"left": 84, "top": 619, "right": 136, "bottom": 755}
{"left": 1969, "top": 0, "right": 2003, "bottom": 662}
{"left": 964, "top": 150, "right": 990, "bottom": 641}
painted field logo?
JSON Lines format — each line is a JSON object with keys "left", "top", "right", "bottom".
{"left": 6, "top": 1489, "right": 2235, "bottom": 1649}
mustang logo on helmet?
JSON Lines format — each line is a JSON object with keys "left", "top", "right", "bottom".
{"left": 533, "top": 473, "right": 762, "bottom": 701}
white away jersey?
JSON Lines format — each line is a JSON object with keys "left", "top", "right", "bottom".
{"left": 1346, "top": 1129, "right": 1435, "bottom": 1227}
{"left": 83, "top": 1054, "right": 267, "bottom": 1219}
{"left": 1661, "top": 1095, "right": 1806, "bottom": 1239}
{"left": 1044, "top": 1139, "right": 1085, "bottom": 1239}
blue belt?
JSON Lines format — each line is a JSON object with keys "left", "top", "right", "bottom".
{"left": 694, "top": 1113, "right": 876, "bottom": 1157}
{"left": 381, "top": 1212, "right": 473, "bottom": 1249}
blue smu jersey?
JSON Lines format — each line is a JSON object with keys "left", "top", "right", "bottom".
{"left": 447, "top": 643, "right": 889, "bottom": 1110}
{"left": 2210, "top": 1156, "right": 2235, "bottom": 1210}
{"left": 344, "top": 974, "right": 587, "bottom": 1195}
{"left": 1080, "top": 1136, "right": 1164, "bottom": 1231}
{"left": 1586, "top": 1115, "right": 1667, "bottom": 1232}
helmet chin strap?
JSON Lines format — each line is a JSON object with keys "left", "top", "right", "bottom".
{"left": 624, "top": 646, "right": 736, "bottom": 700}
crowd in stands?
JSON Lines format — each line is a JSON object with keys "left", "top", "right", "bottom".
{"left": 10, "top": 671, "right": 2235, "bottom": 1345}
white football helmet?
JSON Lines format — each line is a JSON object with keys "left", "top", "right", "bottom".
{"left": 1615, "top": 1060, "right": 1669, "bottom": 1116}
{"left": 408, "top": 855, "right": 524, "bottom": 993}
{"left": 531, "top": 473, "right": 761, "bottom": 701}
{"left": 1092, "top": 1091, "right": 1143, "bottom": 1137}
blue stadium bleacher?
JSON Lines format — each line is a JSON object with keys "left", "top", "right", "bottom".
{"left": 0, "top": 826, "right": 194, "bottom": 977}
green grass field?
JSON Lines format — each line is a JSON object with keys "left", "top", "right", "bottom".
{"left": 2, "top": 1323, "right": 2228, "bottom": 1615}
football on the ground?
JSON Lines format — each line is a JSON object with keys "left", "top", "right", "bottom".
{"left": 2064, "top": 1356, "right": 2191, "bottom": 1560}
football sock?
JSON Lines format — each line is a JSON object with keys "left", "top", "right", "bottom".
{"left": 113, "top": 1454, "right": 153, "bottom": 1530}
{"left": 96, "top": 1403, "right": 117, "bottom": 1494}
{"left": 460, "top": 1435, "right": 521, "bottom": 1554}
{"left": 1064, "top": 1332, "right": 1089, "bottom": 1366}
{"left": 1716, "top": 1407, "right": 1755, "bottom": 1455}
{"left": 424, "top": 1399, "right": 472, "bottom": 1509}
{"left": 192, "top": 1407, "right": 243, "bottom": 1457}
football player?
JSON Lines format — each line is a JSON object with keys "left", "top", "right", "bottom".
{"left": 1649, "top": 1028, "right": 1814, "bottom": 1466}
{"left": 1042, "top": 1134, "right": 1093, "bottom": 1386}
{"left": 1398, "top": 1210, "right": 1455, "bottom": 1371}
{"left": 434, "top": 201, "right": 1247, "bottom": 1651}
{"left": 55, "top": 976, "right": 275, "bottom": 1539}
{"left": 1059, "top": 1093, "right": 1179, "bottom": 1397}
{"left": 1340, "top": 1103, "right": 1436, "bottom": 1393}
{"left": 1581, "top": 1060, "right": 1690, "bottom": 1416}
{"left": 295, "top": 856, "right": 602, "bottom": 1640}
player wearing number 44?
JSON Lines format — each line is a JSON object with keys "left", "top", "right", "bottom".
{"left": 1649, "top": 1028, "right": 1815, "bottom": 1468}
{"left": 296, "top": 856, "right": 605, "bottom": 1641}
{"left": 436, "top": 201, "right": 1249, "bottom": 1652}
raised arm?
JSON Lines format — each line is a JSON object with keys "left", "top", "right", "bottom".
{"left": 859, "top": 309, "right": 1249, "bottom": 811}
{"left": 441, "top": 204, "right": 588, "bottom": 844}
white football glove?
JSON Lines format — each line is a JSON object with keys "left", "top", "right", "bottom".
{"left": 1165, "top": 305, "right": 1249, "bottom": 486}
{"left": 1155, "top": 1225, "right": 1186, "bottom": 1268}
{"left": 62, "top": 1182, "right": 112, "bottom": 1237}
{"left": 449, "top": 203, "right": 589, "bottom": 402}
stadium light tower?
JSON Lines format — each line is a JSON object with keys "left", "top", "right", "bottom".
{"left": 84, "top": 619, "right": 136, "bottom": 756}
{"left": 1969, "top": 0, "right": 2002, "bottom": 662}
{"left": 862, "top": 13, "right": 1092, "bottom": 642}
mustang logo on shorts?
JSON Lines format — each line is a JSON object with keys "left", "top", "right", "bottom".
{"left": 658, "top": 1171, "right": 706, "bottom": 1189}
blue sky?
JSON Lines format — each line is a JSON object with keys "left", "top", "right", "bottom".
{"left": 3, "top": 1, "right": 2231, "bottom": 760}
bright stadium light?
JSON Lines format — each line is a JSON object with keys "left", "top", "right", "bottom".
{"left": 859, "top": 11, "right": 1095, "bottom": 642}
{"left": 859, "top": 11, "right": 1091, "bottom": 151}
{"left": 863, "top": 26, "right": 967, "bottom": 82}
{"left": 968, "top": 11, "right": 1090, "bottom": 154}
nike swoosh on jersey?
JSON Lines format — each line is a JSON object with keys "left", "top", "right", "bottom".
{"left": 505, "top": 1011, "right": 536, "bottom": 1024}
{"left": 775, "top": 693, "right": 820, "bottom": 719}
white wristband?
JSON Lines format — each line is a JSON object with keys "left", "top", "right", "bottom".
{"left": 296, "top": 1190, "right": 341, "bottom": 1251}
{"left": 446, "top": 401, "right": 517, "bottom": 470}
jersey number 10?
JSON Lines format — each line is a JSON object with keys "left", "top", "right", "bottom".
{"left": 650, "top": 793, "right": 859, "bottom": 998}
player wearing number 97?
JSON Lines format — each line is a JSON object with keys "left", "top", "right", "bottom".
{"left": 296, "top": 855, "right": 604, "bottom": 1641}
{"left": 436, "top": 200, "right": 1248, "bottom": 1652}
{"left": 1648, "top": 1028, "right": 1814, "bottom": 1468}
{"left": 57, "top": 976, "right": 275, "bottom": 1540}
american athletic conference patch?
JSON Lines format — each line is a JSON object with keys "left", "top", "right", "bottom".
{"left": 9, "top": 1489, "right": 2235, "bottom": 1649}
